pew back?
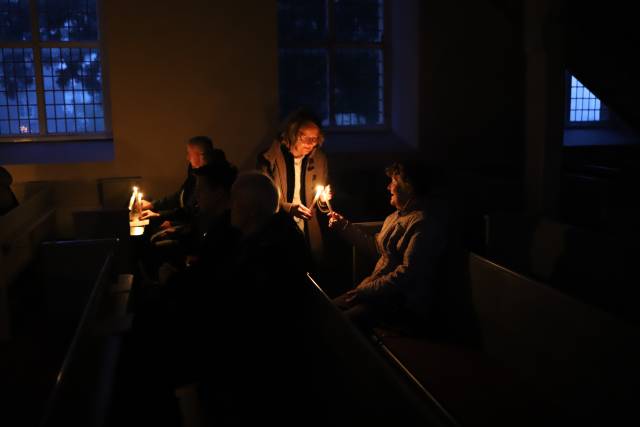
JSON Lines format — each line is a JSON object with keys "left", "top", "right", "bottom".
{"left": 469, "top": 253, "right": 640, "bottom": 424}
{"left": 305, "top": 273, "right": 457, "bottom": 426}
{"left": 38, "top": 238, "right": 130, "bottom": 427}
{"left": 484, "top": 212, "right": 640, "bottom": 322}
{"left": 0, "top": 182, "right": 55, "bottom": 340}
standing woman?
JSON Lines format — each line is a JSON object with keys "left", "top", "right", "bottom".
{"left": 257, "top": 109, "right": 329, "bottom": 267}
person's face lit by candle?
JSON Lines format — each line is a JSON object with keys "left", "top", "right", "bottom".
{"left": 186, "top": 144, "right": 206, "bottom": 169}
{"left": 388, "top": 174, "right": 411, "bottom": 210}
{"left": 290, "top": 123, "right": 320, "bottom": 158}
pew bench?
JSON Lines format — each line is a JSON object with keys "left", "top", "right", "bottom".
{"left": 469, "top": 252, "right": 640, "bottom": 425}
{"left": 348, "top": 220, "right": 638, "bottom": 426}
{"left": 1, "top": 238, "right": 133, "bottom": 427}
{"left": 481, "top": 212, "right": 640, "bottom": 323}
{"left": 0, "top": 181, "right": 56, "bottom": 340}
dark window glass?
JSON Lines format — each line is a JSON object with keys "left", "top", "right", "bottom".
{"left": 334, "top": 48, "right": 383, "bottom": 126}
{"left": 279, "top": 48, "right": 329, "bottom": 126}
{"left": 38, "top": 0, "right": 98, "bottom": 41}
{"left": 0, "top": 47, "right": 37, "bottom": 135}
{"left": 278, "top": 0, "right": 326, "bottom": 43}
{"left": 278, "top": 0, "right": 385, "bottom": 127}
{"left": 334, "top": 0, "right": 383, "bottom": 43}
{"left": 41, "top": 47, "right": 103, "bottom": 133}
{"left": 0, "top": 0, "right": 31, "bottom": 41}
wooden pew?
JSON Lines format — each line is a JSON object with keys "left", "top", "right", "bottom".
{"left": 304, "top": 273, "right": 457, "bottom": 426}
{"left": 350, "top": 222, "right": 563, "bottom": 426}
{"left": 1, "top": 238, "right": 132, "bottom": 427}
{"left": 482, "top": 212, "right": 640, "bottom": 323}
{"left": 469, "top": 253, "right": 640, "bottom": 425}
{"left": 0, "top": 182, "right": 55, "bottom": 340}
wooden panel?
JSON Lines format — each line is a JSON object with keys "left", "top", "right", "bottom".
{"left": 305, "top": 273, "right": 456, "bottom": 426}
{"left": 469, "top": 253, "right": 640, "bottom": 423}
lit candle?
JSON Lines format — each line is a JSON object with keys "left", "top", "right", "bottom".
{"left": 128, "top": 186, "right": 138, "bottom": 210}
{"left": 137, "top": 192, "right": 143, "bottom": 216}
{"left": 322, "top": 185, "right": 333, "bottom": 213}
{"left": 312, "top": 185, "right": 324, "bottom": 208}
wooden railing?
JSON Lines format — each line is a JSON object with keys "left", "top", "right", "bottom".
{"left": 37, "top": 239, "right": 132, "bottom": 427}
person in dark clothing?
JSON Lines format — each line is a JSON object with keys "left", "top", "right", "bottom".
{"left": 197, "top": 171, "right": 313, "bottom": 424}
{"left": 137, "top": 142, "right": 229, "bottom": 278}
{"left": 140, "top": 136, "right": 223, "bottom": 227}
{"left": 0, "top": 166, "right": 18, "bottom": 215}
{"left": 163, "top": 159, "right": 241, "bottom": 387}
{"left": 125, "top": 156, "right": 240, "bottom": 424}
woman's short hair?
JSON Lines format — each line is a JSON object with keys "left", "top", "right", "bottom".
{"left": 280, "top": 109, "right": 325, "bottom": 149}
{"left": 385, "top": 161, "right": 431, "bottom": 197}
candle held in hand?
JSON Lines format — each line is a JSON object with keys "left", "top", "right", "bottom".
{"left": 312, "top": 185, "right": 324, "bottom": 208}
{"left": 322, "top": 185, "right": 333, "bottom": 213}
{"left": 128, "top": 186, "right": 138, "bottom": 210}
{"left": 137, "top": 192, "right": 143, "bottom": 216}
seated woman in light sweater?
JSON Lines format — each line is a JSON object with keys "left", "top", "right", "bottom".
{"left": 329, "top": 161, "right": 449, "bottom": 337}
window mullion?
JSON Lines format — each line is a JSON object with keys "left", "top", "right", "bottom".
{"left": 327, "top": 0, "right": 335, "bottom": 127}
{"left": 28, "top": 0, "right": 47, "bottom": 135}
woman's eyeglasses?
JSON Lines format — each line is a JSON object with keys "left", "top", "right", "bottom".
{"left": 298, "top": 134, "right": 319, "bottom": 144}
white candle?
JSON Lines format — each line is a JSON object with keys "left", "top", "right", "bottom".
{"left": 312, "top": 185, "right": 324, "bottom": 208}
{"left": 323, "top": 185, "right": 333, "bottom": 213}
{"left": 137, "top": 192, "right": 143, "bottom": 216}
{"left": 128, "top": 186, "right": 138, "bottom": 210}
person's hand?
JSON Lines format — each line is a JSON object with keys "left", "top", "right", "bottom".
{"left": 290, "top": 204, "right": 312, "bottom": 220}
{"left": 345, "top": 289, "right": 359, "bottom": 304}
{"left": 162, "top": 227, "right": 177, "bottom": 235}
{"left": 159, "top": 220, "right": 172, "bottom": 230}
{"left": 328, "top": 211, "right": 348, "bottom": 230}
{"left": 140, "top": 199, "right": 153, "bottom": 210}
{"left": 140, "top": 209, "right": 160, "bottom": 220}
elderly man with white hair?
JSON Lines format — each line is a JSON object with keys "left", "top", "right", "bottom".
{"left": 202, "top": 171, "right": 311, "bottom": 424}
{"left": 229, "top": 171, "right": 280, "bottom": 236}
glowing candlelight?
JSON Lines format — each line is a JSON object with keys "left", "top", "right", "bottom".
{"left": 324, "top": 185, "right": 333, "bottom": 213}
{"left": 137, "top": 192, "right": 143, "bottom": 216}
{"left": 322, "top": 185, "right": 333, "bottom": 213}
{"left": 312, "top": 185, "right": 324, "bottom": 208}
{"left": 128, "top": 187, "right": 148, "bottom": 236}
{"left": 128, "top": 186, "right": 138, "bottom": 210}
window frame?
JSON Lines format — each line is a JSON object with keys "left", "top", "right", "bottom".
{"left": 278, "top": 0, "right": 391, "bottom": 132}
{"left": 564, "top": 72, "right": 608, "bottom": 129}
{"left": 0, "top": 0, "right": 111, "bottom": 142}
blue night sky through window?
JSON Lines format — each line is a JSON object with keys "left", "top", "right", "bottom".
{"left": 0, "top": 0, "right": 105, "bottom": 137}
{"left": 569, "top": 75, "right": 605, "bottom": 123}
